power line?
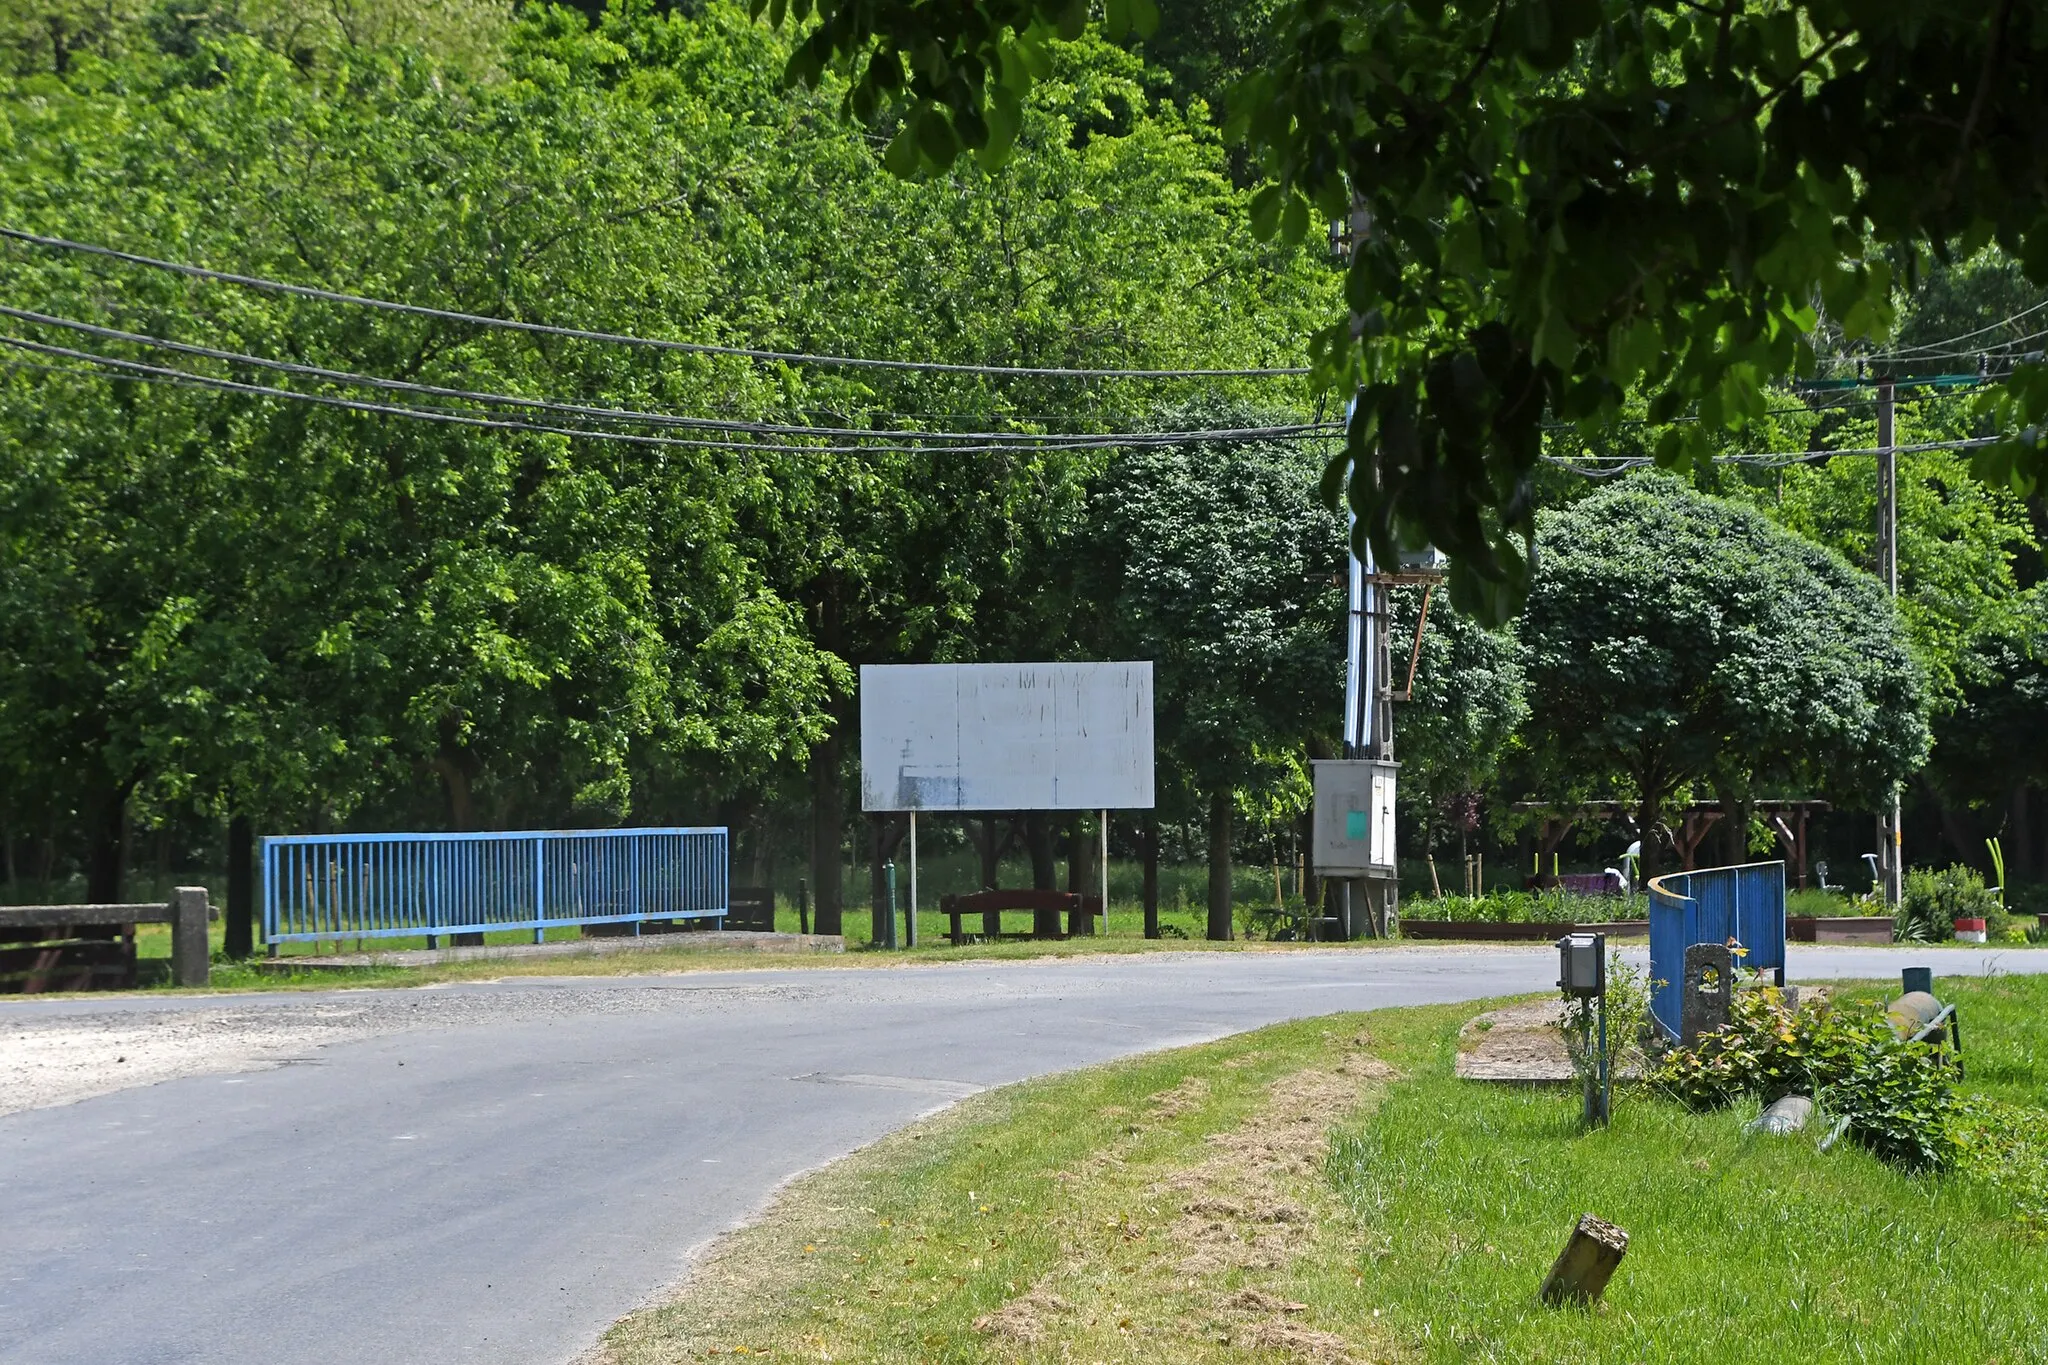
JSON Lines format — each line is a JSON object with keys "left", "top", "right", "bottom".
{"left": 1541, "top": 432, "right": 2011, "bottom": 478}
{"left": 1877, "top": 298, "right": 2048, "bottom": 358}
{"left": 0, "top": 334, "right": 1338, "bottom": 456}
{"left": 0, "top": 305, "right": 1336, "bottom": 447}
{"left": 0, "top": 227, "right": 1313, "bottom": 381}
{"left": 1538, "top": 383, "right": 1979, "bottom": 435}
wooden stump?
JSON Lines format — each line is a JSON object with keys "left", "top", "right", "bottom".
{"left": 1539, "top": 1213, "right": 1629, "bottom": 1307}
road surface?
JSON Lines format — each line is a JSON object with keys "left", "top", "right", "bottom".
{"left": 1, "top": 944, "right": 2034, "bottom": 1364}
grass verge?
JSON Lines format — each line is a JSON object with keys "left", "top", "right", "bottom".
{"left": 91, "top": 920, "right": 1417, "bottom": 998}
{"left": 591, "top": 976, "right": 2048, "bottom": 1364}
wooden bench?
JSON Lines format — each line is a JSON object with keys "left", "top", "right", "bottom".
{"left": 940, "top": 890, "right": 1103, "bottom": 945}
{"left": 0, "top": 888, "right": 211, "bottom": 992}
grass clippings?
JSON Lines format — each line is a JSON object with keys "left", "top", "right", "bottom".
{"left": 587, "top": 1018, "right": 1408, "bottom": 1365}
{"left": 586, "top": 976, "right": 2048, "bottom": 1363}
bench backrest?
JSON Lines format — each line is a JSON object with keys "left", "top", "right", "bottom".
{"left": 942, "top": 889, "right": 1080, "bottom": 913}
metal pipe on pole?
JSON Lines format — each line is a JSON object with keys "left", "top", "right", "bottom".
{"left": 1876, "top": 380, "right": 1904, "bottom": 909}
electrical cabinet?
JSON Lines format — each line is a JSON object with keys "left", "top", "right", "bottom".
{"left": 1311, "top": 760, "right": 1398, "bottom": 877}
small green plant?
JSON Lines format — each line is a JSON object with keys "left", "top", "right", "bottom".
{"left": 1987, "top": 837, "right": 2007, "bottom": 907}
{"left": 1648, "top": 989, "right": 1959, "bottom": 1172}
{"left": 1896, "top": 864, "right": 2006, "bottom": 943}
{"left": 1560, "top": 953, "right": 1653, "bottom": 1087}
{"left": 1786, "top": 887, "right": 1856, "bottom": 918}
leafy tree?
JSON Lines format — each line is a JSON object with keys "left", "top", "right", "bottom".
{"left": 1523, "top": 473, "right": 1930, "bottom": 880}
{"left": 1387, "top": 587, "right": 1525, "bottom": 867}
{"left": 766, "top": 0, "right": 2048, "bottom": 623}
{"left": 1766, "top": 447, "right": 2039, "bottom": 710}
{"left": 1076, "top": 409, "right": 1344, "bottom": 938}
{"left": 0, "top": 26, "right": 842, "bottom": 893}
{"left": 0, "top": 3, "right": 1339, "bottom": 917}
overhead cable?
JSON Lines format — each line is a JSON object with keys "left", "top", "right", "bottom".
{"left": 1877, "top": 298, "right": 2048, "bottom": 357}
{"left": 1542, "top": 432, "right": 2010, "bottom": 478}
{"left": 0, "top": 305, "right": 1335, "bottom": 446}
{"left": 0, "top": 227, "right": 1312, "bottom": 380}
{"left": 0, "top": 334, "right": 1335, "bottom": 455}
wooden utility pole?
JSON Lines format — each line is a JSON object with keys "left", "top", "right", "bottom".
{"left": 1875, "top": 379, "right": 1903, "bottom": 908}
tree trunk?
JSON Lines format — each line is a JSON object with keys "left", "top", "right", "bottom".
{"left": 1721, "top": 792, "right": 1746, "bottom": 868}
{"left": 2013, "top": 784, "right": 2035, "bottom": 883}
{"left": 1026, "top": 813, "right": 1057, "bottom": 891}
{"left": 1636, "top": 790, "right": 1665, "bottom": 886}
{"left": 1206, "top": 788, "right": 1233, "bottom": 941}
{"left": 1142, "top": 812, "right": 1160, "bottom": 939}
{"left": 809, "top": 724, "right": 844, "bottom": 936}
{"left": 432, "top": 745, "right": 476, "bottom": 832}
{"left": 1066, "top": 814, "right": 1097, "bottom": 895}
{"left": 1935, "top": 797, "right": 1981, "bottom": 872}
{"left": 84, "top": 781, "right": 129, "bottom": 904}
{"left": 978, "top": 818, "right": 1001, "bottom": 890}
{"left": 225, "top": 813, "right": 254, "bottom": 959}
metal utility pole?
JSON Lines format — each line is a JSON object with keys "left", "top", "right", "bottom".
{"left": 1330, "top": 190, "right": 1400, "bottom": 940}
{"left": 1875, "top": 379, "right": 1904, "bottom": 908}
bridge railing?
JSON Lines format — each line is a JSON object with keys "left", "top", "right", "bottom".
{"left": 262, "top": 827, "right": 728, "bottom": 948}
{"left": 1647, "top": 859, "right": 1787, "bottom": 1039}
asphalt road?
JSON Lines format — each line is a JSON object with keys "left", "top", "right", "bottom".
{"left": 2, "top": 945, "right": 2036, "bottom": 1364}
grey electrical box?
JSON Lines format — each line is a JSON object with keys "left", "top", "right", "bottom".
{"left": 1311, "top": 760, "right": 1398, "bottom": 877}
{"left": 1558, "top": 931, "right": 1606, "bottom": 997}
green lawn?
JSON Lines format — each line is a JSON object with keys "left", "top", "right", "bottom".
{"left": 1321, "top": 974, "right": 2047, "bottom": 1362}
{"left": 592, "top": 974, "right": 2048, "bottom": 1364}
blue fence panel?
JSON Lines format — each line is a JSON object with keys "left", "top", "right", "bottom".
{"left": 1647, "top": 860, "right": 1787, "bottom": 1039}
{"left": 261, "top": 828, "right": 728, "bottom": 947}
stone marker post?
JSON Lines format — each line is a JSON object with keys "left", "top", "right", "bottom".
{"left": 171, "top": 886, "right": 211, "bottom": 988}
{"left": 1680, "top": 942, "right": 1733, "bottom": 1048}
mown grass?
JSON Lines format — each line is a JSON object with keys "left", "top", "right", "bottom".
{"left": 1322, "top": 985, "right": 2047, "bottom": 1362}
{"left": 595, "top": 977, "right": 2048, "bottom": 1364}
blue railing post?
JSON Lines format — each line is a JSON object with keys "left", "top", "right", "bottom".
{"left": 533, "top": 836, "right": 546, "bottom": 945}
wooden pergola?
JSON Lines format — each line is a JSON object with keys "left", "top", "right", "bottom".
{"left": 1507, "top": 799, "right": 1831, "bottom": 888}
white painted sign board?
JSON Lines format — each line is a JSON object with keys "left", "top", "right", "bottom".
{"left": 860, "top": 662, "right": 1155, "bottom": 811}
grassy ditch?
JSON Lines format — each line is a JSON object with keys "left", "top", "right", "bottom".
{"left": 592, "top": 976, "right": 2048, "bottom": 1364}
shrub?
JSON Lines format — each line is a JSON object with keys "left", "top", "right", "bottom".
{"left": 1786, "top": 887, "right": 1857, "bottom": 918}
{"left": 1896, "top": 864, "right": 2006, "bottom": 942}
{"left": 1398, "top": 889, "right": 1630, "bottom": 924}
{"left": 1560, "top": 953, "right": 1653, "bottom": 1086}
{"left": 1648, "top": 989, "right": 1959, "bottom": 1172}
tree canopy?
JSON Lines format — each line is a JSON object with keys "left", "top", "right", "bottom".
{"left": 1075, "top": 407, "right": 1345, "bottom": 935}
{"left": 770, "top": 0, "right": 2048, "bottom": 622}
{"left": 1523, "top": 473, "right": 1931, "bottom": 877}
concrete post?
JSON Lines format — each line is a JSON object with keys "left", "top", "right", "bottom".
{"left": 171, "top": 886, "right": 210, "bottom": 987}
{"left": 1680, "top": 942, "right": 1733, "bottom": 1049}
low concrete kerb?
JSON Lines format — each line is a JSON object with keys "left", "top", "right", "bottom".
{"left": 257, "top": 930, "right": 847, "bottom": 972}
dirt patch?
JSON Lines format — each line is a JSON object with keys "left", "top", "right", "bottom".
{"left": 0, "top": 980, "right": 825, "bottom": 1116}
{"left": 1239, "top": 1315, "right": 1362, "bottom": 1363}
{"left": 972, "top": 1280, "right": 1073, "bottom": 1343}
{"left": 1148, "top": 1073, "right": 1211, "bottom": 1119}
{"left": 1161, "top": 1058, "right": 1397, "bottom": 1281}
{"left": 584, "top": 1032, "right": 1407, "bottom": 1365}
{"left": 1454, "top": 998, "right": 1577, "bottom": 1082}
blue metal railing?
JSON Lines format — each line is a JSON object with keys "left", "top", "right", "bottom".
{"left": 1647, "top": 859, "right": 1787, "bottom": 1039}
{"left": 262, "top": 828, "right": 728, "bottom": 947}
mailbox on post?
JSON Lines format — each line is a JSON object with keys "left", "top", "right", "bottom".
{"left": 1556, "top": 930, "right": 1610, "bottom": 1126}
{"left": 1558, "top": 930, "right": 1606, "bottom": 998}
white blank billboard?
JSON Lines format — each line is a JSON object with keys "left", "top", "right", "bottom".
{"left": 860, "top": 662, "right": 1154, "bottom": 812}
